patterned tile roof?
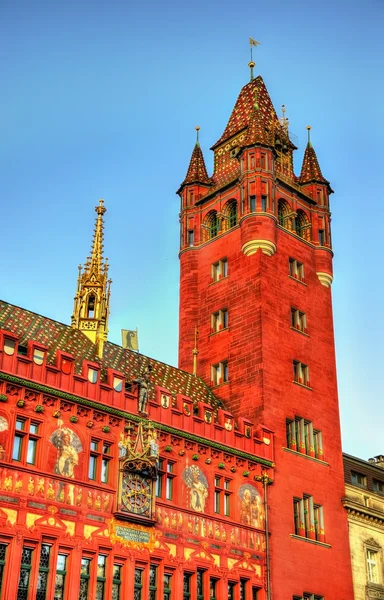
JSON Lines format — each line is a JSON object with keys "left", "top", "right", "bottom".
{"left": 244, "top": 104, "right": 268, "bottom": 147}
{"left": 0, "top": 300, "right": 221, "bottom": 410}
{"left": 182, "top": 143, "right": 211, "bottom": 187}
{"left": 299, "top": 142, "right": 329, "bottom": 185}
{"left": 212, "top": 76, "right": 280, "bottom": 150}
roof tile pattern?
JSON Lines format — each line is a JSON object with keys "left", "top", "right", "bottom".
{"left": 182, "top": 143, "right": 210, "bottom": 186}
{"left": 0, "top": 301, "right": 221, "bottom": 409}
{"left": 299, "top": 142, "right": 328, "bottom": 184}
{"left": 244, "top": 104, "right": 268, "bottom": 146}
{"left": 212, "top": 76, "right": 279, "bottom": 150}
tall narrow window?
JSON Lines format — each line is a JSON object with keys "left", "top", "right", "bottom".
{"left": 261, "top": 196, "right": 267, "bottom": 211}
{"left": 134, "top": 568, "right": 143, "bottom": 600}
{"left": 240, "top": 579, "right": 248, "bottom": 600}
{"left": 36, "top": 544, "right": 51, "bottom": 600}
{"left": 17, "top": 547, "right": 34, "bottom": 600}
{"left": 188, "top": 231, "right": 194, "bottom": 247}
{"left": 318, "top": 230, "right": 325, "bottom": 246}
{"left": 96, "top": 555, "right": 106, "bottom": 600}
{"left": 183, "top": 573, "right": 192, "bottom": 600}
{"left": 228, "top": 202, "right": 238, "bottom": 228}
{"left": 112, "top": 564, "right": 122, "bottom": 600}
{"left": 87, "top": 295, "right": 96, "bottom": 318}
{"left": 164, "top": 573, "right": 172, "bottom": 600}
{"left": 367, "top": 549, "right": 379, "bottom": 583}
{"left": 197, "top": 569, "right": 204, "bottom": 600}
{"left": 54, "top": 554, "right": 67, "bottom": 600}
{"left": 149, "top": 564, "right": 158, "bottom": 600}
{"left": 228, "top": 582, "right": 236, "bottom": 600}
{"left": 80, "top": 558, "right": 91, "bottom": 600}
{"left": 252, "top": 588, "right": 260, "bottom": 600}
{"left": 249, "top": 195, "right": 256, "bottom": 212}
{"left": 207, "top": 212, "right": 219, "bottom": 239}
{"left": 0, "top": 544, "right": 7, "bottom": 595}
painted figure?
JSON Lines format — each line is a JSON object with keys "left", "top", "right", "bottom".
{"left": 0, "top": 416, "right": 8, "bottom": 432}
{"left": 50, "top": 426, "right": 82, "bottom": 478}
{"left": 183, "top": 465, "right": 208, "bottom": 513}
{"left": 239, "top": 484, "right": 264, "bottom": 528}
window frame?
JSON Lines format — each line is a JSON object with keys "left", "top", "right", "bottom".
{"left": 12, "top": 416, "right": 41, "bottom": 466}
{"left": 351, "top": 470, "right": 367, "bottom": 488}
{"left": 293, "top": 361, "right": 310, "bottom": 387}
{"left": 156, "top": 458, "right": 176, "bottom": 501}
{"left": 88, "top": 438, "right": 113, "bottom": 484}
{"left": 211, "top": 308, "right": 228, "bottom": 333}
{"left": 289, "top": 258, "right": 305, "bottom": 283}
{"left": 211, "top": 258, "right": 228, "bottom": 282}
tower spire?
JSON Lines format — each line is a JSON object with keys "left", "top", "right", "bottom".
{"left": 89, "top": 198, "right": 107, "bottom": 275}
{"left": 71, "top": 199, "right": 111, "bottom": 358}
{"left": 299, "top": 127, "right": 328, "bottom": 185}
{"left": 180, "top": 128, "right": 210, "bottom": 188}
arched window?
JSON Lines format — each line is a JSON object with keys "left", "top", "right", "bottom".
{"left": 87, "top": 295, "right": 96, "bottom": 318}
{"left": 295, "top": 210, "right": 309, "bottom": 239}
{"left": 227, "top": 201, "right": 238, "bottom": 228}
{"left": 278, "top": 199, "right": 290, "bottom": 227}
{"left": 207, "top": 212, "right": 219, "bottom": 239}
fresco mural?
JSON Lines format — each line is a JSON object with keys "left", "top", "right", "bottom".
{"left": 183, "top": 465, "right": 208, "bottom": 512}
{"left": 239, "top": 483, "right": 264, "bottom": 528}
{"left": 49, "top": 423, "right": 82, "bottom": 478}
{"left": 0, "top": 414, "right": 8, "bottom": 461}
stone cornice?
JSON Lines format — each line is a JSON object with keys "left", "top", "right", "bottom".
{"left": 0, "top": 371, "right": 274, "bottom": 469}
{"left": 343, "top": 498, "right": 384, "bottom": 527}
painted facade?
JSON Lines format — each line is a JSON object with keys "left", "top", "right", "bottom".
{"left": 343, "top": 454, "right": 384, "bottom": 599}
{"left": 0, "top": 299, "right": 274, "bottom": 600}
{"left": 177, "top": 71, "right": 353, "bottom": 598}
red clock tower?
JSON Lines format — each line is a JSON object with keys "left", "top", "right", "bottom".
{"left": 178, "top": 68, "right": 353, "bottom": 598}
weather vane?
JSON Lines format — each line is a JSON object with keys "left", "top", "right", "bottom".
{"left": 249, "top": 38, "right": 260, "bottom": 81}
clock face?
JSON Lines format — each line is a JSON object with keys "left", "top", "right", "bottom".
{"left": 121, "top": 473, "right": 152, "bottom": 516}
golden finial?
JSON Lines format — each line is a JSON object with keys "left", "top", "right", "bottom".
{"left": 249, "top": 38, "right": 260, "bottom": 81}
{"left": 248, "top": 61, "right": 256, "bottom": 82}
{"left": 306, "top": 125, "right": 312, "bottom": 145}
{"left": 195, "top": 126, "right": 200, "bottom": 145}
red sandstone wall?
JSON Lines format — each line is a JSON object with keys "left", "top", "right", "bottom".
{"left": 178, "top": 208, "right": 353, "bottom": 598}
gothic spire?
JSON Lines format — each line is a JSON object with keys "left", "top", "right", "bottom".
{"left": 88, "top": 198, "right": 107, "bottom": 276}
{"left": 71, "top": 199, "right": 111, "bottom": 358}
{"left": 299, "top": 127, "right": 328, "bottom": 184}
{"left": 182, "top": 127, "right": 210, "bottom": 187}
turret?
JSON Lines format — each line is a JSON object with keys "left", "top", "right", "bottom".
{"left": 178, "top": 127, "right": 211, "bottom": 249}
{"left": 71, "top": 199, "right": 112, "bottom": 357}
{"left": 299, "top": 127, "right": 334, "bottom": 286}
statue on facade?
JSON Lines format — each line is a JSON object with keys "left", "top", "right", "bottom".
{"left": 133, "top": 363, "right": 153, "bottom": 414}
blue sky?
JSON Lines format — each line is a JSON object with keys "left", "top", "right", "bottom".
{"left": 1, "top": 0, "right": 383, "bottom": 459}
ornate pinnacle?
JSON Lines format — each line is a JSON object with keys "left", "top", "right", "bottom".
{"left": 88, "top": 198, "right": 107, "bottom": 274}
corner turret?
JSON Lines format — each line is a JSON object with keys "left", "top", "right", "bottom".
{"left": 71, "top": 199, "right": 112, "bottom": 358}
